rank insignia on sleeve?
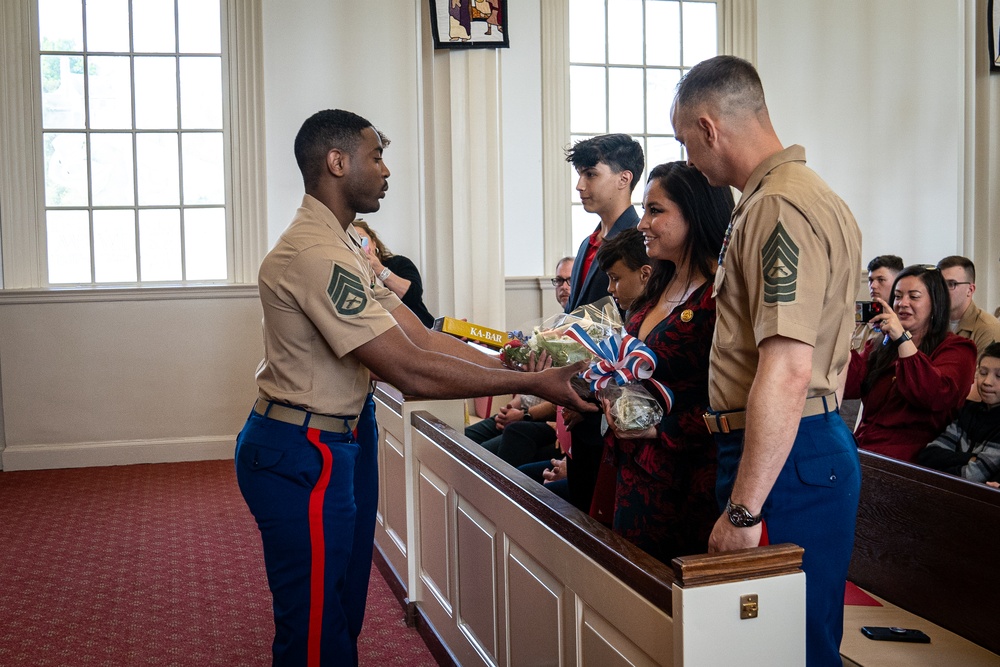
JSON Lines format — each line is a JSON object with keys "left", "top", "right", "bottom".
{"left": 328, "top": 264, "right": 368, "bottom": 315}
{"left": 761, "top": 222, "right": 799, "bottom": 303}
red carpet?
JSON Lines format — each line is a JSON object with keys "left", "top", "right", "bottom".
{"left": 0, "top": 459, "right": 437, "bottom": 666}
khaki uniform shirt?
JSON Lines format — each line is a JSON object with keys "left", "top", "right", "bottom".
{"left": 850, "top": 322, "right": 882, "bottom": 352}
{"left": 709, "top": 145, "right": 862, "bottom": 411}
{"left": 954, "top": 300, "right": 1000, "bottom": 356}
{"left": 255, "top": 195, "right": 402, "bottom": 416}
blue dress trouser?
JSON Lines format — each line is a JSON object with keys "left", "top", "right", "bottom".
{"left": 714, "top": 411, "right": 860, "bottom": 667}
{"left": 235, "top": 394, "right": 378, "bottom": 667}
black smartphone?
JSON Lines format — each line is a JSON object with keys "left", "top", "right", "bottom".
{"left": 855, "top": 301, "right": 883, "bottom": 323}
{"left": 861, "top": 626, "right": 930, "bottom": 643}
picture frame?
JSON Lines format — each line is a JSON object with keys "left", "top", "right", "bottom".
{"left": 429, "top": 0, "right": 509, "bottom": 50}
{"left": 991, "top": 0, "right": 1000, "bottom": 72}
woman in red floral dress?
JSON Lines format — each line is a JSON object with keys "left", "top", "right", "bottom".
{"left": 601, "top": 161, "right": 732, "bottom": 563}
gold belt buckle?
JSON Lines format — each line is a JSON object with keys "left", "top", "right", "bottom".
{"left": 703, "top": 412, "right": 730, "bottom": 434}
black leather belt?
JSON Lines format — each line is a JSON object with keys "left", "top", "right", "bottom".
{"left": 704, "top": 393, "right": 839, "bottom": 434}
{"left": 253, "top": 398, "right": 358, "bottom": 434}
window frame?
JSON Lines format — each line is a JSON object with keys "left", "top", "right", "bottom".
{"left": 0, "top": 0, "right": 266, "bottom": 291}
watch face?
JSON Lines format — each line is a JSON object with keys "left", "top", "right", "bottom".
{"left": 727, "top": 501, "right": 760, "bottom": 527}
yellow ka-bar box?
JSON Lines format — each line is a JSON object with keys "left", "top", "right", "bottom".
{"left": 432, "top": 317, "right": 510, "bottom": 350}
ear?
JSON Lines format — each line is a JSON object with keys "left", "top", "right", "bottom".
{"left": 639, "top": 264, "right": 653, "bottom": 284}
{"left": 969, "top": 282, "right": 977, "bottom": 297}
{"left": 618, "top": 169, "right": 634, "bottom": 191}
{"left": 697, "top": 115, "right": 718, "bottom": 146}
{"left": 326, "top": 148, "right": 348, "bottom": 177}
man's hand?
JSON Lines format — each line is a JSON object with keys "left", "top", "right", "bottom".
{"left": 542, "top": 457, "right": 567, "bottom": 483}
{"left": 494, "top": 405, "right": 525, "bottom": 429}
{"left": 707, "top": 513, "right": 763, "bottom": 553}
{"left": 531, "top": 361, "right": 598, "bottom": 413}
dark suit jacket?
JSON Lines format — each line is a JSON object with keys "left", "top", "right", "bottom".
{"left": 564, "top": 206, "right": 639, "bottom": 312}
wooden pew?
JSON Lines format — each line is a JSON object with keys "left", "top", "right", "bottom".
{"left": 373, "top": 384, "right": 809, "bottom": 666}
{"left": 844, "top": 450, "right": 1000, "bottom": 661}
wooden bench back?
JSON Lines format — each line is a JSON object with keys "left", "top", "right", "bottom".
{"left": 849, "top": 450, "right": 1000, "bottom": 654}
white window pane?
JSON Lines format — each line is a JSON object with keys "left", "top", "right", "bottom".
{"left": 571, "top": 204, "right": 596, "bottom": 254}
{"left": 184, "top": 207, "right": 227, "bottom": 280}
{"left": 646, "top": 68, "right": 680, "bottom": 134}
{"left": 646, "top": 136, "right": 684, "bottom": 170}
{"left": 682, "top": 1, "right": 717, "bottom": 67}
{"left": 137, "top": 133, "right": 180, "bottom": 205}
{"left": 44, "top": 132, "right": 89, "bottom": 206}
{"left": 645, "top": 1, "right": 680, "bottom": 66}
{"left": 178, "top": 0, "right": 221, "bottom": 53}
{"left": 179, "top": 57, "right": 222, "bottom": 129}
{"left": 39, "top": 0, "right": 84, "bottom": 51}
{"left": 46, "top": 210, "right": 91, "bottom": 283}
{"left": 85, "top": 0, "right": 130, "bottom": 52}
{"left": 569, "top": 0, "right": 605, "bottom": 64}
{"left": 181, "top": 133, "right": 224, "bottom": 204}
{"left": 90, "top": 133, "right": 135, "bottom": 206}
{"left": 570, "top": 66, "right": 607, "bottom": 134}
{"left": 607, "top": 0, "right": 643, "bottom": 65}
{"left": 133, "top": 0, "right": 176, "bottom": 53}
{"left": 608, "top": 67, "right": 644, "bottom": 133}
{"left": 93, "top": 209, "right": 137, "bottom": 282}
{"left": 134, "top": 57, "right": 178, "bottom": 129}
{"left": 87, "top": 56, "right": 132, "bottom": 129}
{"left": 41, "top": 55, "right": 86, "bottom": 129}
{"left": 139, "top": 209, "right": 182, "bottom": 281}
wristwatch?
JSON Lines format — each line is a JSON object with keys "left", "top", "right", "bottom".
{"left": 522, "top": 410, "right": 533, "bottom": 421}
{"left": 726, "top": 498, "right": 762, "bottom": 528}
{"left": 894, "top": 330, "right": 912, "bottom": 346}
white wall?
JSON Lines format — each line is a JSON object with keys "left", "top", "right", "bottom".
{"left": 500, "top": 0, "right": 546, "bottom": 277}
{"left": 757, "top": 0, "right": 965, "bottom": 267}
{"left": 260, "top": 0, "right": 424, "bottom": 287}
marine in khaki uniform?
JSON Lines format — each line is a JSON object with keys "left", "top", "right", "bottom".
{"left": 672, "top": 57, "right": 862, "bottom": 667}
{"left": 235, "top": 109, "right": 593, "bottom": 667}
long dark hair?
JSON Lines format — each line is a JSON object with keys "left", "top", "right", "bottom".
{"left": 861, "top": 264, "right": 951, "bottom": 395}
{"left": 629, "top": 162, "right": 733, "bottom": 315}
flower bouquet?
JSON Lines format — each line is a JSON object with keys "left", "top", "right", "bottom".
{"left": 564, "top": 322, "right": 674, "bottom": 435}
{"left": 500, "top": 296, "right": 621, "bottom": 368}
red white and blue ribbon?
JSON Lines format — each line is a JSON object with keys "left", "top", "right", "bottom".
{"left": 564, "top": 323, "right": 674, "bottom": 413}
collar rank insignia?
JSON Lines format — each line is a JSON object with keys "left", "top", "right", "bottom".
{"left": 762, "top": 222, "right": 799, "bottom": 304}
{"left": 328, "top": 264, "right": 368, "bottom": 315}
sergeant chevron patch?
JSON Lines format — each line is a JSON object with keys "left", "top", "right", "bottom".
{"left": 328, "top": 264, "right": 368, "bottom": 315}
{"left": 762, "top": 222, "right": 799, "bottom": 303}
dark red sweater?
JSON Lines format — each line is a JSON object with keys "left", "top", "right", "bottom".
{"left": 845, "top": 333, "right": 977, "bottom": 462}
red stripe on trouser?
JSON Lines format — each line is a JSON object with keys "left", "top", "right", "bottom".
{"left": 306, "top": 428, "right": 334, "bottom": 667}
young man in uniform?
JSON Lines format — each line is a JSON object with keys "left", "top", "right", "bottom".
{"left": 672, "top": 57, "right": 862, "bottom": 666}
{"left": 235, "top": 109, "right": 593, "bottom": 666}
{"left": 563, "top": 133, "right": 644, "bottom": 313}
{"left": 936, "top": 255, "right": 1000, "bottom": 356}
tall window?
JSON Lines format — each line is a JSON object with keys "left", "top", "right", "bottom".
{"left": 37, "top": 0, "right": 227, "bottom": 285}
{"left": 568, "top": 0, "right": 719, "bottom": 248}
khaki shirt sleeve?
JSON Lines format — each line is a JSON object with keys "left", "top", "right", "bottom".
{"left": 282, "top": 247, "right": 401, "bottom": 357}
{"left": 738, "top": 195, "right": 829, "bottom": 348}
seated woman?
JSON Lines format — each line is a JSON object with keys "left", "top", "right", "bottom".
{"left": 918, "top": 341, "right": 1000, "bottom": 484}
{"left": 353, "top": 219, "right": 435, "bottom": 327}
{"left": 601, "top": 161, "right": 732, "bottom": 564}
{"left": 845, "top": 264, "right": 977, "bottom": 462}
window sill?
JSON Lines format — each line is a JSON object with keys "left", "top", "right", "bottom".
{"left": 0, "top": 283, "right": 258, "bottom": 305}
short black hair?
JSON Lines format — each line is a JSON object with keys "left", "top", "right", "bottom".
{"left": 597, "top": 228, "right": 650, "bottom": 273}
{"left": 674, "top": 55, "right": 766, "bottom": 118}
{"left": 980, "top": 341, "right": 1000, "bottom": 365}
{"left": 565, "top": 134, "right": 645, "bottom": 192}
{"left": 937, "top": 255, "right": 975, "bottom": 283}
{"left": 867, "top": 255, "right": 904, "bottom": 273}
{"left": 294, "top": 109, "right": 374, "bottom": 190}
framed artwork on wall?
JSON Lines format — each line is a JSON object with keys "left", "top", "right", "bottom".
{"left": 430, "top": 0, "right": 509, "bottom": 49}
{"left": 991, "top": 0, "right": 1000, "bottom": 72}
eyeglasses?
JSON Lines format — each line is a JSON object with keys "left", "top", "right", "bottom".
{"left": 551, "top": 277, "right": 571, "bottom": 287}
{"left": 945, "top": 280, "right": 971, "bottom": 290}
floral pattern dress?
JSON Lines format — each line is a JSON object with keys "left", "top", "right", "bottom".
{"left": 607, "top": 281, "right": 718, "bottom": 564}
